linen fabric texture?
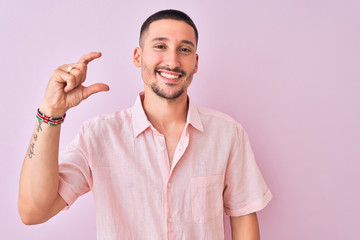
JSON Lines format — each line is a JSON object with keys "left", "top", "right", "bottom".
{"left": 58, "top": 92, "right": 272, "bottom": 240}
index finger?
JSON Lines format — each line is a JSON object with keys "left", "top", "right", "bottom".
{"left": 77, "top": 52, "right": 102, "bottom": 64}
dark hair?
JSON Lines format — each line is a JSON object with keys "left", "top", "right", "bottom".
{"left": 139, "top": 9, "right": 198, "bottom": 46}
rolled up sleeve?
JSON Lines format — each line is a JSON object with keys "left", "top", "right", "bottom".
{"left": 223, "top": 124, "right": 272, "bottom": 216}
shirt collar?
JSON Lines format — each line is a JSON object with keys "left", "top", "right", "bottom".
{"left": 187, "top": 97, "right": 204, "bottom": 132}
{"left": 132, "top": 92, "right": 151, "bottom": 137}
{"left": 132, "top": 92, "right": 204, "bottom": 138}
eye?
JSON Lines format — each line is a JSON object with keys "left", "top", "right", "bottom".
{"left": 180, "top": 47, "right": 191, "bottom": 53}
{"left": 154, "top": 44, "right": 166, "bottom": 50}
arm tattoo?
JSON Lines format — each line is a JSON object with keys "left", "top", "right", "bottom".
{"left": 36, "top": 118, "right": 43, "bottom": 132}
{"left": 28, "top": 119, "right": 43, "bottom": 159}
{"left": 28, "top": 143, "right": 35, "bottom": 159}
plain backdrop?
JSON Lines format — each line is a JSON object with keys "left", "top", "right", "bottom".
{"left": 1, "top": 0, "right": 359, "bottom": 239}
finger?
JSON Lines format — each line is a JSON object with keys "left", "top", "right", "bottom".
{"left": 75, "top": 62, "right": 88, "bottom": 84}
{"left": 82, "top": 83, "right": 110, "bottom": 99}
{"left": 67, "top": 68, "right": 83, "bottom": 85}
{"left": 63, "top": 74, "right": 77, "bottom": 93}
{"left": 79, "top": 65, "right": 87, "bottom": 84}
{"left": 69, "top": 63, "right": 87, "bottom": 85}
{"left": 54, "top": 69, "right": 81, "bottom": 93}
{"left": 59, "top": 62, "right": 87, "bottom": 88}
{"left": 77, "top": 52, "right": 102, "bottom": 65}
{"left": 63, "top": 63, "right": 87, "bottom": 84}
{"left": 64, "top": 63, "right": 87, "bottom": 74}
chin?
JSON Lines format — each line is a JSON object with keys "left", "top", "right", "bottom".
{"left": 152, "top": 86, "right": 185, "bottom": 100}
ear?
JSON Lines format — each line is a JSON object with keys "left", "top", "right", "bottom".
{"left": 133, "top": 47, "right": 142, "bottom": 67}
{"left": 194, "top": 53, "right": 199, "bottom": 73}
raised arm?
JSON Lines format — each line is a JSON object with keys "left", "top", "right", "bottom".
{"left": 18, "top": 52, "right": 109, "bottom": 225}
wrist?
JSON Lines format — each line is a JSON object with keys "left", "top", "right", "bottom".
{"left": 39, "top": 105, "right": 67, "bottom": 119}
{"left": 36, "top": 108, "right": 66, "bottom": 126}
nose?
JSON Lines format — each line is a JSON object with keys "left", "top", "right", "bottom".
{"left": 163, "top": 49, "right": 180, "bottom": 70}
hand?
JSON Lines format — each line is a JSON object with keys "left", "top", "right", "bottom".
{"left": 40, "top": 52, "right": 110, "bottom": 117}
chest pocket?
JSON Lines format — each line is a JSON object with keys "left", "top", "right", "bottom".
{"left": 191, "top": 175, "right": 224, "bottom": 223}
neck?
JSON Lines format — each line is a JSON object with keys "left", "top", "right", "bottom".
{"left": 142, "top": 89, "right": 188, "bottom": 134}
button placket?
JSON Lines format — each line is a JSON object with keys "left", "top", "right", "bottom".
{"left": 166, "top": 177, "right": 175, "bottom": 228}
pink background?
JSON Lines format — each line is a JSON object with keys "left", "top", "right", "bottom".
{"left": 1, "top": 0, "right": 359, "bottom": 239}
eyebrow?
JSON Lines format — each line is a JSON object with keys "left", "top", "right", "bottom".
{"left": 151, "top": 37, "right": 195, "bottom": 47}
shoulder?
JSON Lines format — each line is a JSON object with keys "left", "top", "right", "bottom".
{"left": 196, "top": 105, "right": 244, "bottom": 130}
{"left": 193, "top": 105, "right": 249, "bottom": 143}
{"left": 80, "top": 106, "right": 133, "bottom": 133}
{"left": 66, "top": 107, "right": 136, "bottom": 151}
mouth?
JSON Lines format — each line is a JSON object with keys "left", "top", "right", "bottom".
{"left": 158, "top": 71, "right": 182, "bottom": 79}
{"left": 156, "top": 70, "right": 184, "bottom": 84}
{"left": 155, "top": 66, "right": 185, "bottom": 82}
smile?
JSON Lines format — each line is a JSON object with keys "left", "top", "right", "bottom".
{"left": 159, "top": 72, "right": 181, "bottom": 79}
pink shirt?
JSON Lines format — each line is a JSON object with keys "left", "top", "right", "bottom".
{"left": 58, "top": 93, "right": 272, "bottom": 240}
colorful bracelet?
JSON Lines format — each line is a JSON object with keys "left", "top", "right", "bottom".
{"left": 36, "top": 109, "right": 66, "bottom": 126}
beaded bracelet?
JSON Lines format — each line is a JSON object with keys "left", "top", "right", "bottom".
{"left": 36, "top": 108, "right": 66, "bottom": 126}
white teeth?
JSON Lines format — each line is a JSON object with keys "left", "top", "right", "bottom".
{"left": 159, "top": 72, "right": 180, "bottom": 79}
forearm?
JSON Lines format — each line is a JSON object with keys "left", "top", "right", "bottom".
{"left": 18, "top": 52, "right": 108, "bottom": 224}
{"left": 19, "top": 117, "right": 61, "bottom": 222}
{"left": 230, "top": 213, "right": 260, "bottom": 240}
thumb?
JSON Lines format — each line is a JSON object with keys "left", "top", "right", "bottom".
{"left": 82, "top": 83, "right": 110, "bottom": 99}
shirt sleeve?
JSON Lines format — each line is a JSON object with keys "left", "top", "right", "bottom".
{"left": 223, "top": 123, "right": 272, "bottom": 216}
{"left": 58, "top": 123, "right": 93, "bottom": 209}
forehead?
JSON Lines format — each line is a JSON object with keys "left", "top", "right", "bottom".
{"left": 144, "top": 19, "right": 196, "bottom": 44}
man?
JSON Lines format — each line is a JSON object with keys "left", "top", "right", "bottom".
{"left": 19, "top": 9, "right": 272, "bottom": 240}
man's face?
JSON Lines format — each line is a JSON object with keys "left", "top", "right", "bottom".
{"left": 134, "top": 19, "right": 198, "bottom": 100}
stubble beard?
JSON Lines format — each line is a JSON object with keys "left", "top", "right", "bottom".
{"left": 146, "top": 66, "right": 194, "bottom": 100}
{"left": 150, "top": 82, "right": 186, "bottom": 100}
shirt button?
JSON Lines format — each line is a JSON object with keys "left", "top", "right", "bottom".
{"left": 167, "top": 182, "right": 171, "bottom": 187}
{"left": 168, "top": 217, "right": 173, "bottom": 222}
{"left": 160, "top": 146, "right": 165, "bottom": 151}
{"left": 178, "top": 147, "right": 182, "bottom": 152}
